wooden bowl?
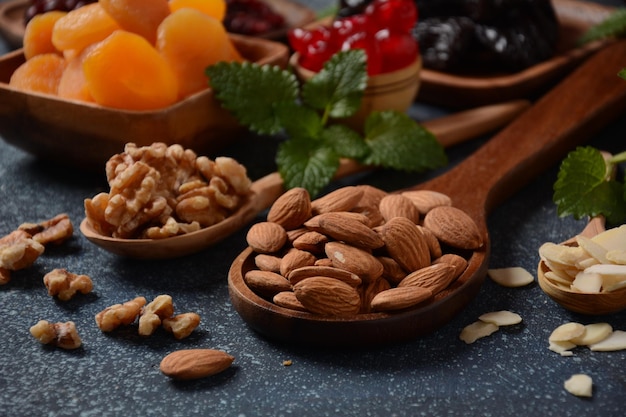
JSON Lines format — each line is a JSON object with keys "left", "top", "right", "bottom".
{"left": 0, "top": 34, "right": 289, "bottom": 171}
{"left": 290, "top": 53, "right": 422, "bottom": 130}
{"left": 417, "top": 0, "right": 615, "bottom": 108}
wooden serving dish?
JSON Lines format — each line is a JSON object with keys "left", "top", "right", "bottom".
{"left": 417, "top": 0, "right": 616, "bottom": 108}
{"left": 0, "top": 34, "right": 289, "bottom": 171}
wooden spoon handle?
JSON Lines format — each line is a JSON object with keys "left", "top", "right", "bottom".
{"left": 418, "top": 40, "right": 626, "bottom": 224}
{"left": 249, "top": 99, "right": 531, "bottom": 210}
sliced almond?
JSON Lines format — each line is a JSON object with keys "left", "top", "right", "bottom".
{"left": 591, "top": 224, "right": 626, "bottom": 252}
{"left": 487, "top": 267, "right": 534, "bottom": 288}
{"left": 589, "top": 330, "right": 626, "bottom": 351}
{"left": 564, "top": 374, "right": 593, "bottom": 397}
{"left": 478, "top": 310, "right": 522, "bottom": 326}
{"left": 576, "top": 234, "right": 609, "bottom": 264}
{"left": 570, "top": 322, "right": 613, "bottom": 346}
{"left": 548, "top": 322, "right": 585, "bottom": 342}
{"left": 570, "top": 271, "right": 602, "bottom": 293}
{"left": 459, "top": 320, "right": 499, "bottom": 344}
{"left": 549, "top": 340, "right": 576, "bottom": 356}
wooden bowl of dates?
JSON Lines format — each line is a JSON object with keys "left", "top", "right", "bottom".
{"left": 416, "top": 0, "right": 616, "bottom": 108}
{"left": 0, "top": 34, "right": 289, "bottom": 171}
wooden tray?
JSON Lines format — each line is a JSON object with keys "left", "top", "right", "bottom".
{"left": 417, "top": 0, "right": 616, "bottom": 108}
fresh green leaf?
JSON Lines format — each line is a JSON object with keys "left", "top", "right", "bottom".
{"left": 274, "top": 102, "right": 323, "bottom": 140}
{"left": 301, "top": 49, "right": 368, "bottom": 120}
{"left": 206, "top": 62, "right": 299, "bottom": 135}
{"left": 276, "top": 137, "right": 340, "bottom": 196}
{"left": 578, "top": 8, "right": 626, "bottom": 45}
{"left": 361, "top": 111, "right": 447, "bottom": 171}
{"left": 321, "top": 124, "right": 370, "bottom": 160}
{"left": 553, "top": 146, "right": 620, "bottom": 220}
{"left": 620, "top": 68, "right": 626, "bottom": 80}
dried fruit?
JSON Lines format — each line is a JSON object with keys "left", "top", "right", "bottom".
{"left": 160, "top": 349, "right": 234, "bottom": 380}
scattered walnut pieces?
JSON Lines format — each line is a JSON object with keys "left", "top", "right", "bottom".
{"left": 138, "top": 294, "right": 175, "bottom": 336}
{"left": 162, "top": 313, "right": 201, "bottom": 340}
{"left": 18, "top": 213, "right": 73, "bottom": 246}
{"left": 84, "top": 142, "right": 252, "bottom": 239}
{"left": 43, "top": 268, "right": 93, "bottom": 301}
{"left": 459, "top": 310, "right": 522, "bottom": 344}
{"left": 95, "top": 296, "right": 147, "bottom": 332}
{"left": 30, "top": 320, "right": 82, "bottom": 350}
{"left": 0, "top": 230, "right": 45, "bottom": 284}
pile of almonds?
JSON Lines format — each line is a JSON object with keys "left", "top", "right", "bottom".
{"left": 243, "top": 185, "right": 483, "bottom": 317}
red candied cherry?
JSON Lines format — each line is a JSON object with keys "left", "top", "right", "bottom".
{"left": 289, "top": 26, "right": 336, "bottom": 72}
{"left": 341, "top": 31, "right": 383, "bottom": 75}
{"left": 375, "top": 29, "right": 419, "bottom": 73}
{"left": 365, "top": 0, "right": 417, "bottom": 35}
{"left": 330, "top": 14, "right": 368, "bottom": 50}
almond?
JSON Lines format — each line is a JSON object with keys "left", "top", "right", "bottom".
{"left": 160, "top": 349, "right": 234, "bottom": 380}
{"left": 279, "top": 248, "right": 317, "bottom": 277}
{"left": 379, "top": 194, "right": 421, "bottom": 224}
{"left": 433, "top": 253, "right": 468, "bottom": 278}
{"left": 254, "top": 254, "right": 282, "bottom": 272}
{"left": 311, "top": 186, "right": 364, "bottom": 214}
{"left": 417, "top": 225, "right": 442, "bottom": 259}
{"left": 292, "top": 231, "right": 329, "bottom": 254}
{"left": 304, "top": 211, "right": 370, "bottom": 229}
{"left": 398, "top": 263, "right": 458, "bottom": 294}
{"left": 360, "top": 276, "right": 392, "bottom": 313}
{"left": 267, "top": 187, "right": 312, "bottom": 230}
{"left": 324, "top": 241, "right": 383, "bottom": 282}
{"left": 244, "top": 270, "right": 292, "bottom": 298}
{"left": 377, "top": 256, "right": 407, "bottom": 285}
{"left": 273, "top": 291, "right": 308, "bottom": 312}
{"left": 380, "top": 216, "right": 430, "bottom": 272}
{"left": 355, "top": 184, "right": 388, "bottom": 207}
{"left": 401, "top": 190, "right": 452, "bottom": 214}
{"left": 246, "top": 221, "right": 287, "bottom": 253}
{"left": 293, "top": 277, "right": 361, "bottom": 316}
{"left": 370, "top": 286, "right": 433, "bottom": 312}
{"left": 287, "top": 265, "right": 362, "bottom": 287}
{"left": 310, "top": 213, "right": 384, "bottom": 250}
{"left": 423, "top": 206, "right": 483, "bottom": 250}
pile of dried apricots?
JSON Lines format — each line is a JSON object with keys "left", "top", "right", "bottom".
{"left": 9, "top": 0, "right": 244, "bottom": 110}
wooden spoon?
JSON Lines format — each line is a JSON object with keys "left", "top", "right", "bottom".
{"left": 227, "top": 40, "right": 626, "bottom": 347}
{"left": 80, "top": 99, "right": 530, "bottom": 258}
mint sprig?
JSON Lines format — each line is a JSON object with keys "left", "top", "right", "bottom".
{"left": 207, "top": 49, "right": 447, "bottom": 196}
{"left": 578, "top": 8, "right": 626, "bottom": 46}
{"left": 554, "top": 146, "right": 626, "bottom": 226}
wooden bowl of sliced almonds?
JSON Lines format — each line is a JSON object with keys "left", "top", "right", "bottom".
{"left": 537, "top": 217, "right": 626, "bottom": 315}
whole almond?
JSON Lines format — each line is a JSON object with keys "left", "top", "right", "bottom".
{"left": 293, "top": 277, "right": 361, "bottom": 316}
{"left": 360, "top": 276, "right": 392, "bottom": 313}
{"left": 287, "top": 265, "right": 362, "bottom": 287}
{"left": 423, "top": 206, "right": 483, "bottom": 250}
{"left": 246, "top": 222, "right": 287, "bottom": 253}
{"left": 160, "top": 349, "right": 234, "bottom": 380}
{"left": 244, "top": 270, "right": 292, "bottom": 298}
{"left": 398, "top": 263, "right": 458, "bottom": 295}
{"left": 370, "top": 286, "right": 433, "bottom": 312}
{"left": 416, "top": 225, "right": 443, "bottom": 259}
{"left": 311, "top": 186, "right": 364, "bottom": 214}
{"left": 279, "top": 248, "right": 317, "bottom": 277}
{"left": 355, "top": 184, "right": 388, "bottom": 207}
{"left": 433, "top": 253, "right": 468, "bottom": 278}
{"left": 312, "top": 214, "right": 384, "bottom": 250}
{"left": 324, "top": 241, "right": 384, "bottom": 282}
{"left": 254, "top": 254, "right": 282, "bottom": 272}
{"left": 304, "top": 211, "right": 370, "bottom": 229}
{"left": 401, "top": 190, "right": 452, "bottom": 214}
{"left": 377, "top": 256, "right": 407, "bottom": 285}
{"left": 379, "top": 194, "right": 421, "bottom": 223}
{"left": 273, "top": 291, "right": 308, "bottom": 312}
{"left": 380, "top": 217, "right": 431, "bottom": 272}
{"left": 267, "top": 187, "right": 312, "bottom": 230}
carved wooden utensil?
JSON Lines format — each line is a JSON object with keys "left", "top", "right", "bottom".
{"left": 228, "top": 40, "right": 626, "bottom": 347}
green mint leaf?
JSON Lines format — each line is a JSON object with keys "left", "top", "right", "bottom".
{"left": 361, "top": 111, "right": 447, "bottom": 171}
{"left": 554, "top": 146, "right": 618, "bottom": 220}
{"left": 274, "top": 102, "right": 323, "bottom": 139}
{"left": 206, "top": 62, "right": 299, "bottom": 135}
{"left": 276, "top": 137, "right": 340, "bottom": 196}
{"left": 321, "top": 124, "right": 370, "bottom": 160}
{"left": 620, "top": 68, "right": 626, "bottom": 80}
{"left": 301, "top": 49, "right": 367, "bottom": 120}
{"left": 578, "top": 8, "right": 626, "bottom": 45}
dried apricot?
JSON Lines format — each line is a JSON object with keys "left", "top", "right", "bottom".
{"left": 99, "top": 0, "right": 170, "bottom": 44}
{"left": 52, "top": 3, "right": 120, "bottom": 53}
{"left": 23, "top": 11, "right": 66, "bottom": 60}
{"left": 83, "top": 30, "right": 178, "bottom": 110}
{"left": 58, "top": 46, "right": 94, "bottom": 102}
{"left": 9, "top": 53, "right": 67, "bottom": 95}
{"left": 169, "top": 0, "right": 226, "bottom": 21}
{"left": 156, "top": 8, "right": 243, "bottom": 98}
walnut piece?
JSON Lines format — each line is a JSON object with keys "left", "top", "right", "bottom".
{"left": 95, "top": 296, "right": 146, "bottom": 332}
{"left": 43, "top": 268, "right": 93, "bottom": 301}
{"left": 138, "top": 295, "right": 175, "bottom": 336}
{"left": 84, "top": 142, "right": 252, "bottom": 239}
{"left": 30, "top": 320, "right": 82, "bottom": 349}
{"left": 162, "top": 313, "right": 201, "bottom": 340}
{"left": 18, "top": 214, "right": 73, "bottom": 246}
{"left": 0, "top": 230, "right": 45, "bottom": 284}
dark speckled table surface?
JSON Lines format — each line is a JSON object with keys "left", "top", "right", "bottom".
{"left": 1, "top": 1, "right": 626, "bottom": 416}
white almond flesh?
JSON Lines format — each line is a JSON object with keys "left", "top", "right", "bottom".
{"left": 549, "top": 322, "right": 585, "bottom": 342}
{"left": 564, "top": 374, "right": 593, "bottom": 397}
{"left": 576, "top": 235, "right": 609, "bottom": 264}
{"left": 591, "top": 224, "right": 626, "bottom": 252}
{"left": 584, "top": 264, "right": 626, "bottom": 292}
{"left": 606, "top": 249, "right": 626, "bottom": 265}
{"left": 571, "top": 271, "right": 602, "bottom": 293}
{"left": 570, "top": 323, "right": 613, "bottom": 346}
{"left": 544, "top": 271, "right": 573, "bottom": 286}
{"left": 576, "top": 256, "right": 600, "bottom": 269}
{"left": 589, "top": 330, "right": 626, "bottom": 351}
{"left": 479, "top": 310, "right": 522, "bottom": 326}
{"left": 549, "top": 340, "right": 576, "bottom": 356}
{"left": 459, "top": 321, "right": 499, "bottom": 344}
{"left": 539, "top": 243, "right": 585, "bottom": 268}
{"left": 487, "top": 267, "right": 534, "bottom": 287}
